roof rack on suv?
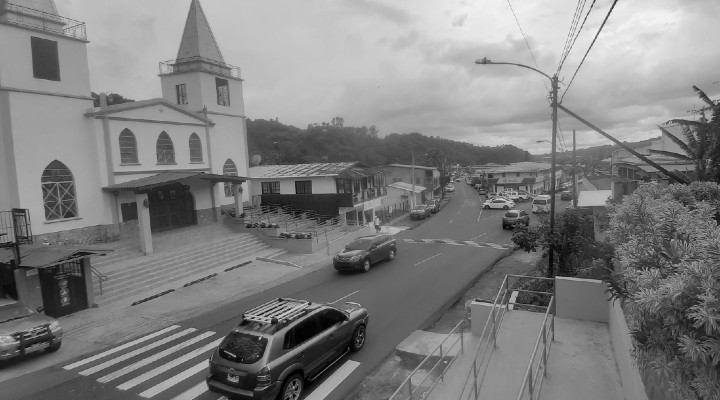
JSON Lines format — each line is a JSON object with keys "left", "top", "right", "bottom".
{"left": 242, "top": 297, "right": 311, "bottom": 325}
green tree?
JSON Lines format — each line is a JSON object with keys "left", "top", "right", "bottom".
{"left": 604, "top": 181, "right": 720, "bottom": 399}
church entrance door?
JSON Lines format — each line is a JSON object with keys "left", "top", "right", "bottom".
{"left": 148, "top": 184, "right": 197, "bottom": 232}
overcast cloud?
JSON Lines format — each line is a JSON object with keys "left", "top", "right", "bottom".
{"left": 57, "top": 0, "right": 720, "bottom": 154}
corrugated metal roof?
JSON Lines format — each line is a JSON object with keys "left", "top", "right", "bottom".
{"left": 384, "top": 164, "right": 437, "bottom": 171}
{"left": 248, "top": 162, "right": 368, "bottom": 178}
{"left": 389, "top": 182, "right": 427, "bottom": 193}
{"left": 577, "top": 190, "right": 612, "bottom": 208}
{"left": 486, "top": 162, "right": 552, "bottom": 173}
{"left": 103, "top": 172, "right": 246, "bottom": 192}
{"left": 0, "top": 245, "right": 112, "bottom": 268}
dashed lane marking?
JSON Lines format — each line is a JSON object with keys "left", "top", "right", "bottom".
{"left": 404, "top": 238, "right": 513, "bottom": 250}
{"left": 304, "top": 360, "right": 361, "bottom": 400}
{"left": 332, "top": 290, "right": 359, "bottom": 304}
{"left": 414, "top": 253, "right": 443, "bottom": 266}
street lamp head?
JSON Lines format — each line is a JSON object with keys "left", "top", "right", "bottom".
{"left": 475, "top": 57, "right": 492, "bottom": 65}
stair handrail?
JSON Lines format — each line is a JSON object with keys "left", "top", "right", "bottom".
{"left": 90, "top": 265, "right": 108, "bottom": 296}
{"left": 515, "top": 296, "right": 556, "bottom": 400}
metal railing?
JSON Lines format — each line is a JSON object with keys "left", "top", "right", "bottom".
{"left": 388, "top": 319, "right": 467, "bottom": 400}
{"left": 90, "top": 266, "right": 108, "bottom": 296}
{"left": 2, "top": 3, "right": 87, "bottom": 40}
{"left": 158, "top": 56, "right": 241, "bottom": 79}
{"left": 516, "top": 296, "right": 555, "bottom": 400}
{"left": 454, "top": 274, "right": 555, "bottom": 400}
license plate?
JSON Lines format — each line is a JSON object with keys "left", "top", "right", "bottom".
{"left": 227, "top": 374, "right": 239, "bottom": 384}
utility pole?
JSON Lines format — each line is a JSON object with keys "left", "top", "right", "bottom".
{"left": 548, "top": 75, "right": 559, "bottom": 278}
{"left": 573, "top": 129, "right": 578, "bottom": 208}
{"left": 411, "top": 150, "right": 416, "bottom": 209}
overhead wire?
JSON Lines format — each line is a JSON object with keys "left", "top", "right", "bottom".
{"left": 561, "top": 0, "right": 620, "bottom": 102}
{"left": 505, "top": 0, "right": 550, "bottom": 93}
{"left": 556, "top": 0, "right": 587, "bottom": 77}
{"left": 558, "top": 0, "right": 598, "bottom": 75}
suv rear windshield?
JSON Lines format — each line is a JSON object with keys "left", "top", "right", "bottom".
{"left": 504, "top": 211, "right": 519, "bottom": 218}
{"left": 219, "top": 331, "right": 268, "bottom": 364}
{"left": 533, "top": 199, "right": 548, "bottom": 205}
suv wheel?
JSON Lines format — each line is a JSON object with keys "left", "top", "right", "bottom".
{"left": 46, "top": 341, "right": 61, "bottom": 353}
{"left": 361, "top": 259, "right": 371, "bottom": 272}
{"left": 484, "top": 205, "right": 489, "bottom": 209}
{"left": 280, "top": 373, "right": 303, "bottom": 400}
{"left": 350, "top": 325, "right": 366, "bottom": 352}
{"left": 503, "top": 205, "right": 509, "bottom": 210}
{"left": 388, "top": 249, "right": 396, "bottom": 261}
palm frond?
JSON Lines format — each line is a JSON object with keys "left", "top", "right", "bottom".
{"left": 659, "top": 125, "right": 694, "bottom": 157}
{"left": 693, "top": 85, "right": 720, "bottom": 111}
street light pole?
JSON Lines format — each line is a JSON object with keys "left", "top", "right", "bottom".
{"left": 476, "top": 57, "right": 558, "bottom": 278}
{"left": 411, "top": 150, "right": 416, "bottom": 209}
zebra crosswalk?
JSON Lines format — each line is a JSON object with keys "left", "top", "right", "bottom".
{"left": 61, "top": 324, "right": 358, "bottom": 400}
{"left": 403, "top": 238, "right": 513, "bottom": 250}
{"left": 63, "top": 324, "right": 225, "bottom": 400}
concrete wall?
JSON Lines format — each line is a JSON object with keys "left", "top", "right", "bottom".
{"left": 608, "top": 301, "right": 650, "bottom": 400}
{"left": 555, "top": 277, "right": 608, "bottom": 323}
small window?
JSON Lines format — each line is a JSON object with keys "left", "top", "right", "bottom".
{"left": 286, "top": 317, "right": 320, "bottom": 349}
{"left": 156, "top": 132, "right": 175, "bottom": 164}
{"left": 261, "top": 182, "right": 280, "bottom": 194}
{"left": 119, "top": 129, "right": 138, "bottom": 164}
{"left": 189, "top": 133, "right": 203, "bottom": 162}
{"left": 516, "top": 172, "right": 520, "bottom": 177}
{"left": 295, "top": 180, "right": 312, "bottom": 194}
{"left": 31, "top": 37, "right": 60, "bottom": 81}
{"left": 216, "top": 78, "right": 230, "bottom": 106}
{"left": 317, "top": 309, "right": 345, "bottom": 331}
{"left": 176, "top": 84, "right": 188, "bottom": 105}
{"left": 120, "top": 202, "right": 138, "bottom": 221}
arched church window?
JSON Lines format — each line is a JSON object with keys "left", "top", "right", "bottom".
{"left": 156, "top": 131, "right": 175, "bottom": 164}
{"left": 41, "top": 160, "right": 78, "bottom": 220}
{"left": 223, "top": 159, "right": 238, "bottom": 197}
{"left": 119, "top": 128, "right": 138, "bottom": 164}
{"left": 189, "top": 133, "right": 203, "bottom": 162}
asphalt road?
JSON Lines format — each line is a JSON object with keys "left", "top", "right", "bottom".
{"left": 4, "top": 182, "right": 538, "bottom": 400}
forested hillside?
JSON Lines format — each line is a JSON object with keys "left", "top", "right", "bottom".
{"left": 246, "top": 118, "right": 532, "bottom": 167}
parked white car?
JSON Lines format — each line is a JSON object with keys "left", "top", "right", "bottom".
{"left": 483, "top": 198, "right": 516, "bottom": 210}
{"left": 445, "top": 184, "right": 455, "bottom": 192}
{"left": 501, "top": 191, "right": 521, "bottom": 202}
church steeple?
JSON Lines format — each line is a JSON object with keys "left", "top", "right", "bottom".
{"left": 175, "top": 0, "right": 225, "bottom": 64}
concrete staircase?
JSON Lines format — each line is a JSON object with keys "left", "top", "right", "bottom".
{"left": 91, "top": 223, "right": 278, "bottom": 307}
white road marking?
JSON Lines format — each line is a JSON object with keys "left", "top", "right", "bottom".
{"left": 477, "top": 208, "right": 483, "bottom": 221}
{"left": 471, "top": 233, "right": 487, "bottom": 240}
{"left": 304, "top": 360, "right": 361, "bottom": 400}
{"left": 332, "top": 290, "right": 359, "bottom": 304}
{"left": 170, "top": 381, "right": 209, "bottom": 400}
{"left": 448, "top": 218, "right": 454, "bottom": 224}
{"left": 414, "top": 253, "right": 442, "bottom": 266}
{"left": 97, "top": 331, "right": 215, "bottom": 383}
{"left": 63, "top": 325, "right": 181, "bottom": 370}
{"left": 139, "top": 360, "right": 207, "bottom": 398}
{"left": 117, "top": 338, "right": 223, "bottom": 390}
{"left": 79, "top": 328, "right": 197, "bottom": 376}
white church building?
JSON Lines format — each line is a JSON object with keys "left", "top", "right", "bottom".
{"left": 0, "top": 0, "right": 249, "bottom": 255}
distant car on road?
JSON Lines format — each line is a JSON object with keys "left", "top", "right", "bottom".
{"left": 455, "top": 178, "right": 461, "bottom": 182}
{"left": 502, "top": 209, "right": 530, "bottom": 229}
{"left": 477, "top": 188, "right": 488, "bottom": 195}
{"left": 483, "top": 197, "right": 516, "bottom": 210}
{"left": 445, "top": 184, "right": 455, "bottom": 192}
{"left": 333, "top": 234, "right": 398, "bottom": 272}
{"left": 518, "top": 191, "right": 533, "bottom": 201}
{"left": 0, "top": 299, "right": 63, "bottom": 361}
{"left": 426, "top": 199, "right": 440, "bottom": 213}
{"left": 410, "top": 205, "right": 432, "bottom": 220}
{"left": 532, "top": 195, "right": 552, "bottom": 213}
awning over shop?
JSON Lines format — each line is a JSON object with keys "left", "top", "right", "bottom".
{"left": 0, "top": 245, "right": 113, "bottom": 268}
{"left": 102, "top": 172, "right": 247, "bottom": 193}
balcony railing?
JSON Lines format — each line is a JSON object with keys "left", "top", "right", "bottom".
{"left": 0, "top": 209, "right": 33, "bottom": 247}
{"left": 1, "top": 3, "right": 87, "bottom": 40}
{"left": 352, "top": 186, "right": 388, "bottom": 205}
{"left": 158, "top": 56, "right": 241, "bottom": 79}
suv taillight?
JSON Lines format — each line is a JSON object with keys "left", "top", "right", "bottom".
{"left": 256, "top": 366, "right": 271, "bottom": 387}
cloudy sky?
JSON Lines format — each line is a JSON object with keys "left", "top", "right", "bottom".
{"left": 56, "top": 0, "right": 720, "bottom": 154}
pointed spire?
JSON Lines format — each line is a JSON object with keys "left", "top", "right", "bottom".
{"left": 1, "top": 0, "right": 59, "bottom": 16}
{"left": 176, "top": 0, "right": 225, "bottom": 64}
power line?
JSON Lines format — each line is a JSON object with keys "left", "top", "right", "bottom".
{"left": 558, "top": 0, "right": 599, "bottom": 76}
{"left": 561, "top": 0, "right": 620, "bottom": 102}
{"left": 505, "top": 0, "right": 549, "bottom": 93}
{"left": 557, "top": 0, "right": 587, "bottom": 76}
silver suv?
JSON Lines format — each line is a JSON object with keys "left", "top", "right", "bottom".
{"left": 206, "top": 297, "right": 369, "bottom": 400}
{"left": 0, "top": 299, "right": 63, "bottom": 361}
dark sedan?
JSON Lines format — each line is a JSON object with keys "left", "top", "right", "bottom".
{"left": 333, "top": 235, "right": 397, "bottom": 272}
{"left": 410, "top": 205, "right": 431, "bottom": 220}
{"left": 560, "top": 191, "right": 576, "bottom": 201}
